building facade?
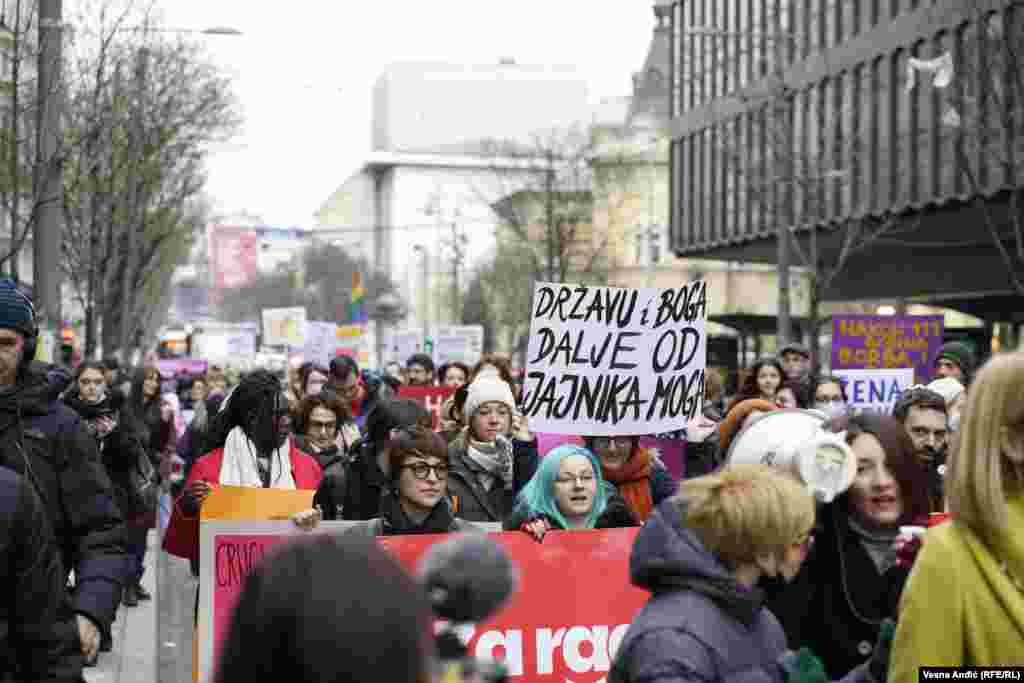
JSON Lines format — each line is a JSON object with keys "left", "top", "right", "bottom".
{"left": 665, "top": 0, "right": 1023, "bottom": 338}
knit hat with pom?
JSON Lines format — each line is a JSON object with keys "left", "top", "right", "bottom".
{"left": 463, "top": 376, "right": 516, "bottom": 419}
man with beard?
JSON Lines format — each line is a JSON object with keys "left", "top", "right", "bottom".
{"left": 0, "top": 280, "right": 126, "bottom": 679}
{"left": 892, "top": 386, "right": 949, "bottom": 511}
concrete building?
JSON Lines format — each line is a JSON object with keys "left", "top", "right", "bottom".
{"left": 589, "top": 2, "right": 800, "bottom": 372}
{"left": 316, "top": 60, "right": 594, "bottom": 360}
{"left": 663, "top": 0, "right": 1017, "bottom": 354}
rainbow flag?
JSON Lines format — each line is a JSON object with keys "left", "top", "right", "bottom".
{"left": 349, "top": 271, "right": 368, "bottom": 323}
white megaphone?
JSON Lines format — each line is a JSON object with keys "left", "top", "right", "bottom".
{"left": 726, "top": 409, "right": 856, "bottom": 504}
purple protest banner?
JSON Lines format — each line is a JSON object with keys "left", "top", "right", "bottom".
{"left": 156, "top": 359, "right": 209, "bottom": 379}
{"left": 831, "top": 315, "right": 944, "bottom": 384}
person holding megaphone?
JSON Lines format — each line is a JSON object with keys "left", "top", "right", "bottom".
{"left": 725, "top": 410, "right": 930, "bottom": 679}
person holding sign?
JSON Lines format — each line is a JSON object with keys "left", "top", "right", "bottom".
{"left": 344, "top": 426, "right": 479, "bottom": 536}
{"left": 580, "top": 435, "right": 676, "bottom": 522}
{"left": 165, "top": 370, "right": 324, "bottom": 565}
{"left": 446, "top": 377, "right": 539, "bottom": 523}
{"left": 504, "top": 444, "right": 637, "bottom": 541}
{"left": 610, "top": 464, "right": 891, "bottom": 683}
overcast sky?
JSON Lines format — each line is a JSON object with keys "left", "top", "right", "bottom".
{"left": 144, "top": 0, "right": 656, "bottom": 227}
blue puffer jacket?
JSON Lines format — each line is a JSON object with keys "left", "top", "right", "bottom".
{"left": 610, "top": 499, "right": 873, "bottom": 683}
{"left": 0, "top": 364, "right": 127, "bottom": 647}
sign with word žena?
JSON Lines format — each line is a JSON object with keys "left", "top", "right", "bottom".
{"left": 199, "top": 521, "right": 645, "bottom": 683}
{"left": 832, "top": 368, "right": 915, "bottom": 416}
{"left": 831, "top": 315, "right": 944, "bottom": 384}
{"left": 522, "top": 282, "right": 708, "bottom": 436}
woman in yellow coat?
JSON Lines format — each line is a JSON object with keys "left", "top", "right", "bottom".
{"left": 889, "top": 351, "right": 1024, "bottom": 678}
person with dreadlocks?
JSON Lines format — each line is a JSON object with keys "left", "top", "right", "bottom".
{"left": 163, "top": 369, "right": 324, "bottom": 567}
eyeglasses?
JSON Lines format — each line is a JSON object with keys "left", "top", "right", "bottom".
{"left": 815, "top": 397, "right": 844, "bottom": 405}
{"left": 401, "top": 462, "right": 449, "bottom": 480}
{"left": 590, "top": 437, "right": 635, "bottom": 449}
{"left": 555, "top": 473, "right": 596, "bottom": 486}
{"left": 307, "top": 419, "right": 337, "bottom": 434}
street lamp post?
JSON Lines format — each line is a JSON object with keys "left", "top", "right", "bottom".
{"left": 35, "top": 0, "right": 63, "bottom": 356}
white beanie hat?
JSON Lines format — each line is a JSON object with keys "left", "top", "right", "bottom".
{"left": 927, "top": 376, "right": 965, "bottom": 404}
{"left": 464, "top": 376, "right": 516, "bottom": 419}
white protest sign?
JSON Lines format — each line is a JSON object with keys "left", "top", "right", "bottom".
{"left": 832, "top": 368, "right": 915, "bottom": 416}
{"left": 261, "top": 307, "right": 306, "bottom": 347}
{"left": 225, "top": 331, "right": 257, "bottom": 356}
{"left": 434, "top": 324, "right": 484, "bottom": 366}
{"left": 522, "top": 281, "right": 708, "bottom": 436}
{"left": 302, "top": 321, "right": 339, "bottom": 366}
{"left": 387, "top": 328, "right": 421, "bottom": 365}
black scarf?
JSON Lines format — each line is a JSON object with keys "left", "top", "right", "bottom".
{"left": 380, "top": 491, "right": 457, "bottom": 535}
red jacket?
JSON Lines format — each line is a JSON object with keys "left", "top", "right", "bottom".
{"left": 163, "top": 440, "right": 323, "bottom": 562}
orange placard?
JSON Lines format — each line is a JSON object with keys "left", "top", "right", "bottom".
{"left": 200, "top": 485, "right": 314, "bottom": 521}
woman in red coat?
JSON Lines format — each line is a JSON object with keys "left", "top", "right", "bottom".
{"left": 165, "top": 370, "right": 323, "bottom": 564}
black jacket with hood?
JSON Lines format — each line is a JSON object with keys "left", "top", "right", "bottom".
{"left": 0, "top": 362, "right": 127, "bottom": 672}
{"left": 0, "top": 465, "right": 66, "bottom": 682}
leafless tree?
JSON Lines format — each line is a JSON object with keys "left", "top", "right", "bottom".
{"left": 61, "top": 0, "right": 241, "bottom": 358}
{"left": 474, "top": 125, "right": 638, "bottom": 360}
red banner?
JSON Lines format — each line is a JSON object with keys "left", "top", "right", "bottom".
{"left": 201, "top": 523, "right": 646, "bottom": 683}
{"left": 398, "top": 385, "right": 456, "bottom": 429}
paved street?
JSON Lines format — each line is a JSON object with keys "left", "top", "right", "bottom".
{"left": 83, "top": 527, "right": 195, "bottom": 683}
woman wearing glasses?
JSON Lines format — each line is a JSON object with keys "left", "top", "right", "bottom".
{"left": 504, "top": 444, "right": 638, "bottom": 542}
{"left": 344, "top": 426, "right": 479, "bottom": 536}
{"left": 581, "top": 435, "right": 676, "bottom": 522}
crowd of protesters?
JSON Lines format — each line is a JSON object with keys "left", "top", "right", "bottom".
{"left": 0, "top": 268, "right": 1016, "bottom": 683}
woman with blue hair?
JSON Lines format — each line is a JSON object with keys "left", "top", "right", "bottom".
{"left": 504, "top": 444, "right": 639, "bottom": 541}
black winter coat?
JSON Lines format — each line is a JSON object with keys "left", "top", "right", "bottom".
{"left": 63, "top": 392, "right": 152, "bottom": 522}
{"left": 0, "top": 466, "right": 65, "bottom": 682}
{"left": 445, "top": 433, "right": 539, "bottom": 524}
{"left": 298, "top": 437, "right": 351, "bottom": 522}
{"left": 0, "top": 365, "right": 126, "bottom": 671}
{"left": 764, "top": 503, "right": 909, "bottom": 679}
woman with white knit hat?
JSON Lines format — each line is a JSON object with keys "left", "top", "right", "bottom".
{"left": 445, "top": 375, "right": 539, "bottom": 523}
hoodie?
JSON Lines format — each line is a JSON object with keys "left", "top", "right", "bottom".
{"left": 609, "top": 498, "right": 787, "bottom": 683}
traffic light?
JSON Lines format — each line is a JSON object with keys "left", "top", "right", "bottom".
{"left": 60, "top": 327, "right": 74, "bottom": 367}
